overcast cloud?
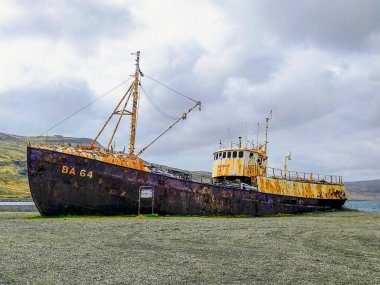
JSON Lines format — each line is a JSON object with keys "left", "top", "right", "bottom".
{"left": 0, "top": 0, "right": 379, "bottom": 181}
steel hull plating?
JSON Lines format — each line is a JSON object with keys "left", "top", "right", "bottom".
{"left": 27, "top": 147, "right": 346, "bottom": 216}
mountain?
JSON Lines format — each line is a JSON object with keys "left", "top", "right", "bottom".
{"left": 0, "top": 132, "right": 379, "bottom": 200}
{"left": 345, "top": 179, "right": 380, "bottom": 200}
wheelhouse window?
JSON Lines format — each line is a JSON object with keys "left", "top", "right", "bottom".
{"left": 227, "top": 151, "right": 231, "bottom": 158}
{"left": 218, "top": 153, "right": 222, "bottom": 159}
{"left": 223, "top": 152, "right": 226, "bottom": 158}
{"left": 250, "top": 153, "right": 254, "bottom": 158}
{"left": 233, "top": 151, "right": 237, "bottom": 158}
{"left": 239, "top": 151, "right": 244, "bottom": 158}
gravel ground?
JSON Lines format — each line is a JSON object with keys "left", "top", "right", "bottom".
{"left": 0, "top": 211, "right": 379, "bottom": 285}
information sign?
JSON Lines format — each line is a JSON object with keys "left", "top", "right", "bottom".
{"left": 138, "top": 186, "right": 155, "bottom": 215}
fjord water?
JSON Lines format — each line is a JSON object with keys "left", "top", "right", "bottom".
{"left": 0, "top": 202, "right": 35, "bottom": 206}
{"left": 0, "top": 201, "right": 37, "bottom": 211}
{"left": 345, "top": 200, "right": 380, "bottom": 212}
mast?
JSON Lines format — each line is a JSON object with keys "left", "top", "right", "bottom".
{"left": 90, "top": 51, "right": 201, "bottom": 156}
{"left": 129, "top": 51, "right": 140, "bottom": 155}
{"left": 90, "top": 51, "right": 140, "bottom": 152}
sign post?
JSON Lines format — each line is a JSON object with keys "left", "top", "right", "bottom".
{"left": 138, "top": 186, "right": 154, "bottom": 215}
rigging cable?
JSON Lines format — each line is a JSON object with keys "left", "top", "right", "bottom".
{"left": 143, "top": 73, "right": 199, "bottom": 103}
{"left": 140, "top": 85, "right": 177, "bottom": 120}
{"left": 38, "top": 76, "right": 134, "bottom": 137}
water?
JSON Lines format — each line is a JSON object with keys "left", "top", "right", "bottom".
{"left": 0, "top": 201, "right": 37, "bottom": 212}
{"left": 345, "top": 200, "right": 380, "bottom": 212}
{"left": 0, "top": 202, "right": 35, "bottom": 206}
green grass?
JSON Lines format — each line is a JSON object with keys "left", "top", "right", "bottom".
{"left": 25, "top": 211, "right": 344, "bottom": 220}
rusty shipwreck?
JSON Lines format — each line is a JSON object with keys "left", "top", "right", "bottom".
{"left": 27, "top": 52, "right": 346, "bottom": 216}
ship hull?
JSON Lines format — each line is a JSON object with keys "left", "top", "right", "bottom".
{"left": 27, "top": 147, "right": 346, "bottom": 216}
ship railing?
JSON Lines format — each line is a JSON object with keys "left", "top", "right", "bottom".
{"left": 264, "top": 167, "right": 343, "bottom": 185}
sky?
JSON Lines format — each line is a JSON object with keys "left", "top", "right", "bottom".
{"left": 0, "top": 0, "right": 379, "bottom": 181}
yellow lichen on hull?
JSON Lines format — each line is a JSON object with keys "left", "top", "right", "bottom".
{"left": 257, "top": 176, "right": 346, "bottom": 200}
{"left": 31, "top": 145, "right": 150, "bottom": 172}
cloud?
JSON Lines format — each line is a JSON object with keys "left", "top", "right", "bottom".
{"left": 252, "top": 0, "right": 380, "bottom": 51}
{"left": 0, "top": 80, "right": 96, "bottom": 136}
{"left": 0, "top": 0, "right": 134, "bottom": 54}
{"left": 0, "top": 0, "right": 379, "bottom": 181}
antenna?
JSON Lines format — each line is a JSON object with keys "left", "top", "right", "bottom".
{"left": 227, "top": 128, "right": 230, "bottom": 148}
{"left": 264, "top": 110, "right": 272, "bottom": 154}
{"left": 245, "top": 121, "right": 248, "bottom": 148}
{"left": 256, "top": 122, "right": 260, "bottom": 149}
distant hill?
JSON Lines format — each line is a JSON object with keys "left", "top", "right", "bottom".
{"left": 0, "top": 132, "right": 100, "bottom": 200}
{"left": 345, "top": 179, "right": 380, "bottom": 200}
{"left": 0, "top": 132, "right": 379, "bottom": 200}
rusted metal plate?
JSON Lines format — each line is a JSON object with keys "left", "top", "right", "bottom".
{"left": 257, "top": 177, "right": 346, "bottom": 200}
{"left": 213, "top": 156, "right": 245, "bottom": 176}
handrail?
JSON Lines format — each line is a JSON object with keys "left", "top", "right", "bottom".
{"left": 264, "top": 166, "right": 343, "bottom": 185}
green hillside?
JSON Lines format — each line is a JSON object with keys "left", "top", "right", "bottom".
{"left": 0, "top": 134, "right": 29, "bottom": 199}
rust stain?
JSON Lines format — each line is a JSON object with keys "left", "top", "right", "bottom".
{"left": 258, "top": 177, "right": 346, "bottom": 200}
{"left": 31, "top": 144, "right": 149, "bottom": 172}
{"left": 212, "top": 148, "right": 267, "bottom": 179}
